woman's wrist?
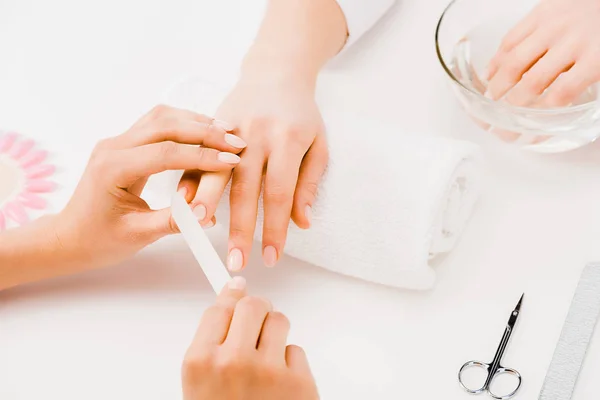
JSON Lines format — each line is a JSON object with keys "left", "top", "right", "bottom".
{"left": 240, "top": 45, "right": 321, "bottom": 90}
{"left": 0, "top": 215, "right": 79, "bottom": 290}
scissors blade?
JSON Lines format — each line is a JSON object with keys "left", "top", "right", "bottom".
{"left": 171, "top": 192, "right": 231, "bottom": 294}
{"left": 508, "top": 293, "right": 524, "bottom": 329}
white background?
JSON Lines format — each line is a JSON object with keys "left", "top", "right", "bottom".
{"left": 2, "top": 0, "right": 600, "bottom": 399}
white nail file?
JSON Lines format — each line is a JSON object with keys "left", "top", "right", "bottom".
{"left": 538, "top": 263, "right": 600, "bottom": 400}
{"left": 171, "top": 192, "right": 231, "bottom": 294}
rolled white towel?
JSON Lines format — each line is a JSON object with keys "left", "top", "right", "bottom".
{"left": 160, "top": 78, "right": 482, "bottom": 290}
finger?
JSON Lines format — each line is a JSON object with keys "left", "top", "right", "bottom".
{"left": 116, "top": 108, "right": 245, "bottom": 151}
{"left": 486, "top": 32, "right": 549, "bottom": 100}
{"left": 187, "top": 277, "right": 248, "bottom": 352}
{"left": 190, "top": 171, "right": 232, "bottom": 225}
{"left": 540, "top": 60, "right": 599, "bottom": 108}
{"left": 178, "top": 170, "right": 203, "bottom": 203}
{"left": 257, "top": 311, "right": 291, "bottom": 362}
{"left": 505, "top": 45, "right": 575, "bottom": 107}
{"left": 285, "top": 345, "right": 312, "bottom": 374}
{"left": 291, "top": 135, "right": 328, "bottom": 230}
{"left": 227, "top": 151, "right": 265, "bottom": 272}
{"left": 225, "top": 296, "right": 273, "bottom": 349}
{"left": 487, "top": 13, "right": 539, "bottom": 80}
{"left": 262, "top": 148, "right": 304, "bottom": 267}
{"left": 110, "top": 142, "right": 240, "bottom": 189}
{"left": 126, "top": 206, "right": 216, "bottom": 239}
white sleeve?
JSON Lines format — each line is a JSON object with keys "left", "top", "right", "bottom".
{"left": 337, "top": 0, "right": 396, "bottom": 48}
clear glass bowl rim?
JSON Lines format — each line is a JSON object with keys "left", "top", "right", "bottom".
{"left": 434, "top": 0, "right": 600, "bottom": 115}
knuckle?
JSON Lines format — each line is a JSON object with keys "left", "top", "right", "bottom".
{"left": 230, "top": 180, "right": 255, "bottom": 200}
{"left": 265, "top": 185, "right": 293, "bottom": 205}
{"left": 268, "top": 311, "right": 290, "bottom": 330}
{"left": 207, "top": 304, "right": 235, "bottom": 320}
{"left": 300, "top": 181, "right": 319, "bottom": 198}
{"left": 237, "top": 296, "right": 268, "bottom": 313}
{"left": 182, "top": 351, "right": 214, "bottom": 380}
{"left": 149, "top": 104, "right": 173, "bottom": 120}
{"left": 215, "top": 351, "right": 254, "bottom": 375}
{"left": 158, "top": 141, "right": 179, "bottom": 159}
{"left": 246, "top": 116, "right": 272, "bottom": 132}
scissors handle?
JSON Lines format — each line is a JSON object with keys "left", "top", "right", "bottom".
{"left": 459, "top": 360, "right": 490, "bottom": 394}
{"left": 487, "top": 367, "right": 522, "bottom": 400}
{"left": 459, "top": 360, "right": 522, "bottom": 399}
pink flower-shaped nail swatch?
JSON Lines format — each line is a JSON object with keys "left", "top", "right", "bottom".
{"left": 0, "top": 131, "right": 55, "bottom": 231}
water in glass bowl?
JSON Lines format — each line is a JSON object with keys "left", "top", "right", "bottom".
{"left": 446, "top": 17, "right": 600, "bottom": 153}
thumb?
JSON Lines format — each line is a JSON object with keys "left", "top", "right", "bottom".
{"left": 132, "top": 207, "right": 216, "bottom": 238}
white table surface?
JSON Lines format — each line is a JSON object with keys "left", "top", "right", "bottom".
{"left": 2, "top": 1, "right": 600, "bottom": 399}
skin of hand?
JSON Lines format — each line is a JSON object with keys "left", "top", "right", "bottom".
{"left": 0, "top": 105, "right": 246, "bottom": 290}
{"left": 486, "top": 0, "right": 600, "bottom": 112}
{"left": 182, "top": 277, "right": 319, "bottom": 400}
{"left": 177, "top": 0, "right": 347, "bottom": 271}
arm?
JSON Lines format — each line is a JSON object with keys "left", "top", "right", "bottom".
{"left": 0, "top": 216, "right": 75, "bottom": 290}
{"left": 179, "top": 0, "right": 396, "bottom": 272}
{"left": 0, "top": 106, "right": 245, "bottom": 291}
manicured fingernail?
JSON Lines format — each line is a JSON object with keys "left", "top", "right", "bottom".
{"left": 305, "top": 205, "right": 312, "bottom": 226}
{"left": 484, "top": 90, "right": 493, "bottom": 100}
{"left": 20, "top": 150, "right": 47, "bottom": 169}
{"left": 224, "top": 133, "right": 247, "bottom": 149}
{"left": 26, "top": 164, "right": 55, "bottom": 179}
{"left": 213, "top": 119, "right": 235, "bottom": 132}
{"left": 193, "top": 204, "right": 207, "bottom": 221}
{"left": 217, "top": 152, "right": 241, "bottom": 164}
{"left": 228, "top": 276, "right": 246, "bottom": 290}
{"left": 0, "top": 132, "right": 18, "bottom": 153}
{"left": 10, "top": 139, "right": 35, "bottom": 160}
{"left": 177, "top": 187, "right": 188, "bottom": 199}
{"left": 18, "top": 192, "right": 47, "bottom": 209}
{"left": 203, "top": 219, "right": 215, "bottom": 229}
{"left": 4, "top": 202, "right": 29, "bottom": 224}
{"left": 228, "top": 248, "right": 243, "bottom": 272}
{"left": 263, "top": 246, "right": 278, "bottom": 268}
{"left": 26, "top": 180, "right": 55, "bottom": 193}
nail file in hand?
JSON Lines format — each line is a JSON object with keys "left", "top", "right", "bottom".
{"left": 171, "top": 192, "right": 231, "bottom": 294}
{"left": 538, "top": 263, "right": 600, "bottom": 400}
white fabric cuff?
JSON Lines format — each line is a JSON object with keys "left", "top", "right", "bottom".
{"left": 337, "top": 0, "right": 396, "bottom": 48}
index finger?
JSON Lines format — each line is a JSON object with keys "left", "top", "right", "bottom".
{"left": 188, "top": 277, "right": 248, "bottom": 350}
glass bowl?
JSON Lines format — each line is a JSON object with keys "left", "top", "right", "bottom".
{"left": 435, "top": 0, "right": 600, "bottom": 153}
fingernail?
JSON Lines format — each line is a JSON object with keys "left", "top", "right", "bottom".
{"left": 484, "top": 90, "right": 493, "bottom": 100}
{"left": 18, "top": 192, "right": 47, "bottom": 210}
{"left": 217, "top": 152, "right": 241, "bottom": 164}
{"left": 213, "top": 119, "right": 235, "bottom": 132}
{"left": 263, "top": 246, "right": 278, "bottom": 268}
{"left": 25, "top": 164, "right": 55, "bottom": 179}
{"left": 228, "top": 276, "right": 246, "bottom": 290}
{"left": 0, "top": 132, "right": 18, "bottom": 153}
{"left": 224, "top": 133, "right": 247, "bottom": 149}
{"left": 26, "top": 180, "right": 55, "bottom": 193}
{"left": 305, "top": 205, "right": 312, "bottom": 226}
{"left": 228, "top": 248, "right": 243, "bottom": 272}
{"left": 203, "top": 219, "right": 215, "bottom": 229}
{"left": 4, "top": 202, "right": 29, "bottom": 224}
{"left": 193, "top": 204, "right": 207, "bottom": 221}
{"left": 20, "top": 150, "right": 47, "bottom": 169}
{"left": 9, "top": 139, "right": 35, "bottom": 160}
{"left": 177, "top": 187, "right": 188, "bottom": 199}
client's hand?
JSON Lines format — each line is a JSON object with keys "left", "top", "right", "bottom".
{"left": 486, "top": 0, "right": 600, "bottom": 109}
{"left": 182, "top": 277, "right": 319, "bottom": 400}
{"left": 55, "top": 105, "right": 246, "bottom": 271}
{"left": 177, "top": 70, "right": 329, "bottom": 271}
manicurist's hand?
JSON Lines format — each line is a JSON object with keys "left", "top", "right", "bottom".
{"left": 0, "top": 105, "right": 247, "bottom": 291}
{"left": 182, "top": 277, "right": 319, "bottom": 400}
{"left": 55, "top": 105, "right": 247, "bottom": 270}
{"left": 486, "top": 0, "right": 600, "bottom": 109}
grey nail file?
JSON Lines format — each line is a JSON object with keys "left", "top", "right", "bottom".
{"left": 539, "top": 263, "right": 600, "bottom": 400}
